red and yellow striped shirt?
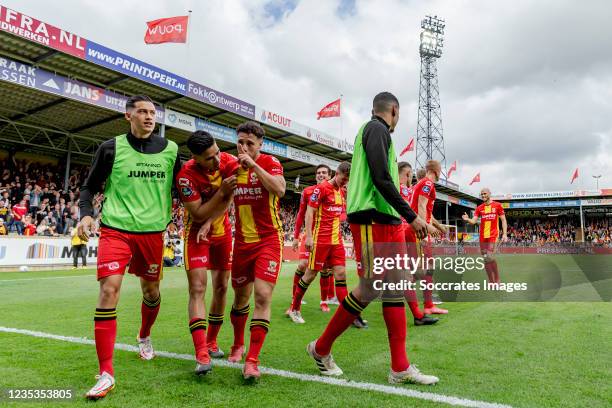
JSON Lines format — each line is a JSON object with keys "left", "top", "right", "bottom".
{"left": 232, "top": 153, "right": 284, "bottom": 244}
{"left": 474, "top": 201, "right": 505, "bottom": 240}
{"left": 308, "top": 179, "right": 346, "bottom": 245}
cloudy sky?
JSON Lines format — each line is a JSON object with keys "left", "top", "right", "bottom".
{"left": 5, "top": 0, "right": 611, "bottom": 195}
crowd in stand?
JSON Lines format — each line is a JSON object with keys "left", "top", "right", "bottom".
{"left": 0, "top": 156, "right": 101, "bottom": 237}
{"left": 584, "top": 219, "right": 611, "bottom": 245}
{"left": 506, "top": 217, "right": 611, "bottom": 247}
{"left": 1, "top": 156, "right": 609, "bottom": 247}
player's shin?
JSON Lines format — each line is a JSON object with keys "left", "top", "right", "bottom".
{"left": 139, "top": 295, "right": 161, "bottom": 339}
{"left": 189, "top": 318, "right": 209, "bottom": 362}
{"left": 94, "top": 308, "right": 117, "bottom": 376}
{"left": 230, "top": 304, "right": 250, "bottom": 348}
{"left": 291, "top": 278, "right": 311, "bottom": 311}
{"left": 245, "top": 319, "right": 270, "bottom": 364}
{"left": 382, "top": 302, "right": 409, "bottom": 372}
{"left": 315, "top": 292, "right": 365, "bottom": 356}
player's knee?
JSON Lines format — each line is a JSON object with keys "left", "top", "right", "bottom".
{"left": 100, "top": 283, "right": 120, "bottom": 302}
{"left": 334, "top": 269, "right": 346, "bottom": 280}
{"left": 254, "top": 292, "right": 271, "bottom": 310}
{"left": 212, "top": 281, "right": 228, "bottom": 298}
{"left": 142, "top": 285, "right": 160, "bottom": 301}
{"left": 188, "top": 281, "right": 206, "bottom": 298}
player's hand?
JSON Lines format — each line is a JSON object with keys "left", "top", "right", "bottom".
{"left": 461, "top": 212, "right": 469, "bottom": 221}
{"left": 410, "top": 217, "right": 428, "bottom": 240}
{"left": 292, "top": 239, "right": 299, "bottom": 252}
{"left": 220, "top": 175, "right": 237, "bottom": 198}
{"left": 196, "top": 220, "right": 212, "bottom": 243}
{"left": 427, "top": 224, "right": 441, "bottom": 238}
{"left": 501, "top": 234, "right": 508, "bottom": 243}
{"left": 305, "top": 236, "right": 314, "bottom": 252}
{"left": 237, "top": 144, "right": 255, "bottom": 169}
{"left": 437, "top": 224, "right": 448, "bottom": 234}
{"left": 79, "top": 216, "right": 93, "bottom": 241}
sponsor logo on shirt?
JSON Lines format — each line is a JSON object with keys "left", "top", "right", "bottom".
{"left": 128, "top": 170, "right": 166, "bottom": 178}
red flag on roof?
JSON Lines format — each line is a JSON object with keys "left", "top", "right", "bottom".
{"left": 570, "top": 168, "right": 579, "bottom": 184}
{"left": 447, "top": 160, "right": 457, "bottom": 178}
{"left": 469, "top": 172, "right": 480, "bottom": 185}
{"left": 399, "top": 138, "right": 415, "bottom": 156}
{"left": 317, "top": 98, "right": 341, "bottom": 119}
{"left": 145, "top": 16, "right": 189, "bottom": 44}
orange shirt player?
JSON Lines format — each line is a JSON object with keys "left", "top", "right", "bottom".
{"left": 462, "top": 188, "right": 507, "bottom": 283}
{"left": 226, "top": 121, "right": 286, "bottom": 382}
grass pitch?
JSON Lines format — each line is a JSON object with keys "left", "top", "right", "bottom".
{"left": 0, "top": 256, "right": 610, "bottom": 408}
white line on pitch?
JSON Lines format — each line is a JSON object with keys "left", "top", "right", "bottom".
{"left": 0, "top": 326, "right": 512, "bottom": 408}
{"left": 0, "top": 274, "right": 92, "bottom": 283}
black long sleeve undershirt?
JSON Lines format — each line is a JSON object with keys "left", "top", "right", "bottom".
{"left": 347, "top": 116, "right": 417, "bottom": 225}
{"left": 79, "top": 132, "right": 182, "bottom": 219}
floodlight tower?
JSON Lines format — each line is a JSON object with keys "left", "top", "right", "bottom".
{"left": 415, "top": 15, "right": 447, "bottom": 177}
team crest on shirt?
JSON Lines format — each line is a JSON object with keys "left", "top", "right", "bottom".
{"left": 250, "top": 172, "right": 258, "bottom": 185}
{"left": 310, "top": 188, "right": 320, "bottom": 202}
{"left": 147, "top": 264, "right": 160, "bottom": 275}
{"left": 422, "top": 185, "right": 431, "bottom": 193}
{"left": 267, "top": 261, "right": 278, "bottom": 273}
{"left": 181, "top": 187, "right": 193, "bottom": 197}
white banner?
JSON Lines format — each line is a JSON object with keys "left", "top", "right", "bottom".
{"left": 0, "top": 237, "right": 98, "bottom": 267}
{"left": 286, "top": 146, "right": 339, "bottom": 169}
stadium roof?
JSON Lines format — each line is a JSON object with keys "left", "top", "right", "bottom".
{"left": 0, "top": 5, "right": 359, "bottom": 188}
{"left": 0, "top": 5, "right": 479, "bottom": 207}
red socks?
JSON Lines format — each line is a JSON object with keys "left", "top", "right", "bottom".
{"left": 491, "top": 260, "right": 500, "bottom": 283}
{"left": 292, "top": 269, "right": 304, "bottom": 297}
{"left": 189, "top": 318, "right": 209, "bottom": 362}
{"left": 230, "top": 304, "right": 250, "bottom": 348}
{"left": 334, "top": 279, "right": 348, "bottom": 303}
{"left": 291, "top": 279, "right": 310, "bottom": 311}
{"left": 382, "top": 302, "right": 410, "bottom": 372}
{"left": 206, "top": 313, "right": 224, "bottom": 347}
{"left": 320, "top": 271, "right": 332, "bottom": 302}
{"left": 423, "top": 275, "right": 434, "bottom": 309}
{"left": 484, "top": 262, "right": 494, "bottom": 283}
{"left": 245, "top": 319, "right": 270, "bottom": 363}
{"left": 315, "top": 292, "right": 364, "bottom": 356}
{"left": 94, "top": 308, "right": 117, "bottom": 376}
{"left": 139, "top": 296, "right": 161, "bottom": 339}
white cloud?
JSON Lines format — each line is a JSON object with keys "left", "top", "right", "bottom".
{"left": 3, "top": 0, "right": 611, "bottom": 193}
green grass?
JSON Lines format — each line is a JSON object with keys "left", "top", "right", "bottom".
{"left": 0, "top": 257, "right": 610, "bottom": 408}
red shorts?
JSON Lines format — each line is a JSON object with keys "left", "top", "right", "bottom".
{"left": 403, "top": 224, "right": 418, "bottom": 259}
{"left": 480, "top": 237, "right": 498, "bottom": 253}
{"left": 298, "top": 237, "right": 310, "bottom": 261}
{"left": 350, "top": 223, "right": 406, "bottom": 278}
{"left": 308, "top": 242, "right": 345, "bottom": 271}
{"left": 184, "top": 225, "right": 232, "bottom": 271}
{"left": 97, "top": 227, "right": 164, "bottom": 281}
{"left": 231, "top": 237, "right": 283, "bottom": 287}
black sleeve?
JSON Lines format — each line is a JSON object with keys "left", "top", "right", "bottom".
{"left": 171, "top": 150, "right": 183, "bottom": 198}
{"left": 79, "top": 139, "right": 115, "bottom": 219}
{"left": 362, "top": 123, "right": 417, "bottom": 223}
